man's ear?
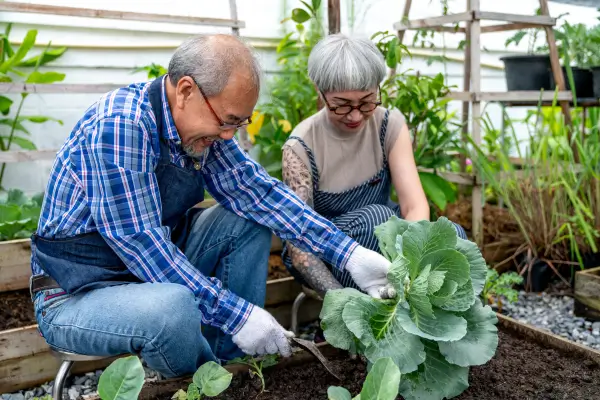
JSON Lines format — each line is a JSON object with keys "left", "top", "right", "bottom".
{"left": 175, "top": 76, "right": 196, "bottom": 108}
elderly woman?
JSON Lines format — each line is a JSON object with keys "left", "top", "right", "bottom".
{"left": 280, "top": 33, "right": 468, "bottom": 296}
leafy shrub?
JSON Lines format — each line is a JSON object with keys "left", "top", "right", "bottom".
{"left": 320, "top": 216, "right": 498, "bottom": 400}
{"left": 0, "top": 189, "right": 42, "bottom": 241}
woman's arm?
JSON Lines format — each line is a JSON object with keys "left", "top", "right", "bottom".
{"left": 282, "top": 146, "right": 343, "bottom": 296}
{"left": 388, "top": 123, "right": 431, "bottom": 221}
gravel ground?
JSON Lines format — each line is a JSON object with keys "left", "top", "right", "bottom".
{"left": 502, "top": 290, "right": 600, "bottom": 351}
{"left": 0, "top": 322, "right": 321, "bottom": 400}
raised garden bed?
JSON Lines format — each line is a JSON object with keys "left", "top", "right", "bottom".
{"left": 0, "top": 275, "right": 308, "bottom": 394}
{"left": 92, "top": 314, "right": 600, "bottom": 400}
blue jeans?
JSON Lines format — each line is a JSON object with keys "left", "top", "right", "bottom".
{"left": 31, "top": 205, "right": 272, "bottom": 378}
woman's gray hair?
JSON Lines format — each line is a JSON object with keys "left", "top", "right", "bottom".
{"left": 308, "top": 33, "right": 386, "bottom": 93}
{"left": 168, "top": 34, "right": 262, "bottom": 97}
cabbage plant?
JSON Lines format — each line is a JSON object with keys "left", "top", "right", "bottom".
{"left": 320, "top": 216, "right": 498, "bottom": 400}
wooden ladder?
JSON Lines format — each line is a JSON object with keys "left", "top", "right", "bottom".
{"left": 392, "top": 0, "right": 574, "bottom": 246}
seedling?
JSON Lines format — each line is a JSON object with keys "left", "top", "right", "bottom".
{"left": 228, "top": 354, "right": 279, "bottom": 395}
{"left": 481, "top": 268, "right": 523, "bottom": 312}
{"left": 327, "top": 357, "right": 400, "bottom": 400}
{"left": 320, "top": 216, "right": 499, "bottom": 400}
{"left": 97, "top": 355, "right": 232, "bottom": 400}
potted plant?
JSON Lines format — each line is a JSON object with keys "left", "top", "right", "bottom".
{"left": 550, "top": 21, "right": 598, "bottom": 99}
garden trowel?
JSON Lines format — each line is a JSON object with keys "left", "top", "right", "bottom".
{"left": 290, "top": 337, "right": 341, "bottom": 380}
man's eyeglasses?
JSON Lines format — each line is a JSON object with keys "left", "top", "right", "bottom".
{"left": 320, "top": 88, "right": 382, "bottom": 116}
{"left": 190, "top": 76, "right": 252, "bottom": 130}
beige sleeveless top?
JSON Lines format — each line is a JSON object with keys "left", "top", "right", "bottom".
{"left": 282, "top": 107, "right": 406, "bottom": 193}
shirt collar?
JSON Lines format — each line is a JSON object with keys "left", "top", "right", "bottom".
{"left": 159, "top": 75, "right": 181, "bottom": 142}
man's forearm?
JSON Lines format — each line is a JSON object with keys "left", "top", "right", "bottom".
{"left": 288, "top": 243, "right": 343, "bottom": 297}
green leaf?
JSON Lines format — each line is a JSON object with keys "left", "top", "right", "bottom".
{"left": 374, "top": 215, "right": 411, "bottom": 260}
{"left": 431, "top": 279, "right": 475, "bottom": 312}
{"left": 0, "top": 96, "right": 12, "bottom": 115}
{"left": 438, "top": 300, "right": 498, "bottom": 367}
{"left": 0, "top": 118, "right": 31, "bottom": 135}
{"left": 171, "top": 389, "right": 187, "bottom": 400}
{"left": 320, "top": 288, "right": 369, "bottom": 351}
{"left": 2, "top": 136, "right": 36, "bottom": 150}
{"left": 396, "top": 304, "right": 467, "bottom": 341}
{"left": 402, "top": 217, "right": 458, "bottom": 279}
{"left": 327, "top": 386, "right": 353, "bottom": 400}
{"left": 408, "top": 264, "right": 434, "bottom": 318}
{"left": 419, "top": 249, "right": 471, "bottom": 287}
{"left": 16, "top": 46, "right": 67, "bottom": 67}
{"left": 342, "top": 297, "right": 426, "bottom": 374}
{"left": 419, "top": 171, "right": 448, "bottom": 211}
{"left": 399, "top": 341, "right": 469, "bottom": 400}
{"left": 19, "top": 115, "right": 63, "bottom": 125}
{"left": 387, "top": 253, "right": 410, "bottom": 299}
{"left": 386, "top": 37, "right": 399, "bottom": 68}
{"left": 97, "top": 356, "right": 145, "bottom": 400}
{"left": 26, "top": 71, "right": 66, "bottom": 84}
{"left": 185, "top": 383, "right": 201, "bottom": 400}
{"left": 291, "top": 8, "right": 311, "bottom": 23}
{"left": 6, "top": 189, "right": 27, "bottom": 206}
{"left": 359, "top": 357, "right": 401, "bottom": 400}
{"left": 427, "top": 270, "right": 446, "bottom": 295}
{"left": 0, "top": 73, "right": 12, "bottom": 83}
{"left": 456, "top": 237, "right": 487, "bottom": 297}
{"left": 0, "top": 30, "right": 37, "bottom": 73}
{"left": 192, "top": 361, "right": 233, "bottom": 397}
{"left": 0, "top": 203, "right": 21, "bottom": 221}
{"left": 0, "top": 219, "right": 31, "bottom": 240}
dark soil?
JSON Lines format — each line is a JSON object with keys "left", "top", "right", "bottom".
{"left": 0, "top": 254, "right": 289, "bottom": 331}
{"left": 142, "top": 326, "right": 600, "bottom": 400}
{"left": 0, "top": 289, "right": 35, "bottom": 330}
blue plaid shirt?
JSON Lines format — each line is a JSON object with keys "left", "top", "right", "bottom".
{"left": 32, "top": 76, "right": 358, "bottom": 335}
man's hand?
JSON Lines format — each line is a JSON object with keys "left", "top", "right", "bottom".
{"left": 232, "top": 306, "right": 295, "bottom": 357}
{"left": 344, "top": 246, "right": 397, "bottom": 299}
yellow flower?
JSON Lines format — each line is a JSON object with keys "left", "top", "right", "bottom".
{"left": 278, "top": 119, "right": 292, "bottom": 133}
{"left": 245, "top": 111, "right": 264, "bottom": 144}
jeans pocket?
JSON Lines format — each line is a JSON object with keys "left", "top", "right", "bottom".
{"left": 35, "top": 288, "right": 71, "bottom": 319}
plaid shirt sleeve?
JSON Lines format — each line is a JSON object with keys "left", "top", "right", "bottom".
{"left": 201, "top": 137, "right": 359, "bottom": 271}
{"left": 79, "top": 115, "right": 253, "bottom": 335}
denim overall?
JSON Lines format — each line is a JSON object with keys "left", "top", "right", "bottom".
{"left": 282, "top": 109, "right": 468, "bottom": 289}
{"left": 31, "top": 75, "right": 205, "bottom": 295}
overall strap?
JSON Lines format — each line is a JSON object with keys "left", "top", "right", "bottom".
{"left": 148, "top": 75, "right": 171, "bottom": 164}
{"left": 379, "top": 109, "right": 391, "bottom": 164}
{"left": 287, "top": 136, "right": 321, "bottom": 189}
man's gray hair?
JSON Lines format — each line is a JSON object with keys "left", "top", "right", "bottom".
{"left": 168, "top": 34, "right": 262, "bottom": 97}
{"left": 308, "top": 33, "right": 386, "bottom": 94}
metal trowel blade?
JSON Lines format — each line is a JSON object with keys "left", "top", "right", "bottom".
{"left": 291, "top": 337, "right": 341, "bottom": 380}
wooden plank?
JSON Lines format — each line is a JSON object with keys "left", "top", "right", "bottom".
{"left": 0, "top": 2, "right": 245, "bottom": 28}
{"left": 393, "top": 12, "right": 473, "bottom": 30}
{"left": 328, "top": 0, "right": 341, "bottom": 34}
{"left": 0, "top": 239, "right": 31, "bottom": 292}
{"left": 470, "top": 0, "right": 483, "bottom": 246}
{"left": 481, "top": 22, "right": 548, "bottom": 33}
{"left": 0, "top": 325, "right": 46, "bottom": 363}
{"left": 265, "top": 277, "right": 302, "bottom": 306}
{"left": 228, "top": 0, "right": 240, "bottom": 36}
{"left": 475, "top": 11, "right": 555, "bottom": 26}
{"left": 0, "top": 149, "right": 58, "bottom": 163}
{"left": 444, "top": 91, "right": 573, "bottom": 102}
{"left": 0, "top": 351, "right": 118, "bottom": 393}
{"left": 497, "top": 313, "right": 600, "bottom": 364}
{"left": 574, "top": 266, "right": 600, "bottom": 320}
{"left": 0, "top": 83, "right": 124, "bottom": 94}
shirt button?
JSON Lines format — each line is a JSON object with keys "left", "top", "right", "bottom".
{"left": 194, "top": 162, "right": 201, "bottom": 170}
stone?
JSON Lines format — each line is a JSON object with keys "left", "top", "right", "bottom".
{"left": 74, "top": 376, "right": 87, "bottom": 386}
{"left": 67, "top": 387, "right": 80, "bottom": 400}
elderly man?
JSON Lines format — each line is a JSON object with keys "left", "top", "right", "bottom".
{"left": 29, "top": 34, "right": 394, "bottom": 379}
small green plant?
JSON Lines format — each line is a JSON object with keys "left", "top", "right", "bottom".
{"left": 327, "top": 357, "right": 401, "bottom": 400}
{"left": 0, "top": 24, "right": 67, "bottom": 189}
{"left": 98, "top": 356, "right": 232, "bottom": 400}
{"left": 320, "top": 216, "right": 497, "bottom": 400}
{"left": 228, "top": 354, "right": 279, "bottom": 394}
{"left": 31, "top": 396, "right": 52, "bottom": 400}
{"left": 0, "top": 189, "right": 43, "bottom": 241}
{"left": 481, "top": 268, "right": 524, "bottom": 312}
{"left": 133, "top": 63, "right": 167, "bottom": 80}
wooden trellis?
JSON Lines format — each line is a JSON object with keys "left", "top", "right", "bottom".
{"left": 0, "top": 1, "right": 244, "bottom": 163}
{"left": 393, "top": 0, "right": 575, "bottom": 246}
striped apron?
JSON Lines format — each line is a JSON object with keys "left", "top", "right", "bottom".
{"left": 282, "top": 109, "right": 468, "bottom": 290}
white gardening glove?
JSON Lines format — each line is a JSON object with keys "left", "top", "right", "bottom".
{"left": 344, "top": 246, "right": 397, "bottom": 299}
{"left": 232, "top": 305, "right": 295, "bottom": 357}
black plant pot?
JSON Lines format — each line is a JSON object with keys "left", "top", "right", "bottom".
{"left": 516, "top": 256, "right": 553, "bottom": 292}
{"left": 549, "top": 66, "right": 594, "bottom": 99}
{"left": 591, "top": 66, "right": 600, "bottom": 99}
{"left": 500, "top": 54, "right": 553, "bottom": 91}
